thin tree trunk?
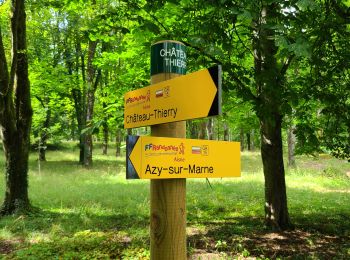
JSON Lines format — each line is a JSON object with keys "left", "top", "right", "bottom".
{"left": 224, "top": 122, "right": 229, "bottom": 141}
{"left": 187, "top": 120, "right": 198, "bottom": 139}
{"left": 240, "top": 128, "right": 244, "bottom": 151}
{"left": 102, "top": 71, "right": 109, "bottom": 155}
{"left": 198, "top": 121, "right": 206, "bottom": 139}
{"left": 72, "top": 88, "right": 85, "bottom": 163}
{"left": 83, "top": 40, "right": 99, "bottom": 167}
{"left": 71, "top": 41, "right": 85, "bottom": 164}
{"left": 38, "top": 107, "right": 51, "bottom": 161}
{"left": 116, "top": 128, "right": 122, "bottom": 157}
{"left": 102, "top": 121, "right": 108, "bottom": 155}
{"left": 288, "top": 125, "right": 296, "bottom": 168}
{"left": 251, "top": 129, "right": 255, "bottom": 151}
{"left": 206, "top": 118, "right": 214, "bottom": 140}
{"left": 246, "top": 132, "right": 251, "bottom": 151}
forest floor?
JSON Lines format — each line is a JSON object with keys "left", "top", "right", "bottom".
{"left": 0, "top": 143, "right": 349, "bottom": 259}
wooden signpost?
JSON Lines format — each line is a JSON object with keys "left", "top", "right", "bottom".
{"left": 149, "top": 40, "right": 187, "bottom": 260}
{"left": 123, "top": 40, "right": 241, "bottom": 260}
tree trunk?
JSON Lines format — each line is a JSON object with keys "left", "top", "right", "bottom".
{"left": 240, "top": 128, "right": 244, "bottom": 151}
{"left": 71, "top": 41, "right": 86, "bottom": 164}
{"left": 83, "top": 89, "right": 94, "bottom": 167}
{"left": 288, "top": 125, "right": 296, "bottom": 168}
{"left": 1, "top": 134, "right": 31, "bottom": 214}
{"left": 223, "top": 122, "right": 229, "bottom": 141}
{"left": 260, "top": 115, "right": 291, "bottom": 230}
{"left": 246, "top": 132, "right": 251, "bottom": 151}
{"left": 251, "top": 129, "right": 255, "bottom": 151}
{"left": 83, "top": 40, "right": 99, "bottom": 167}
{"left": 72, "top": 88, "right": 85, "bottom": 163}
{"left": 116, "top": 128, "right": 122, "bottom": 157}
{"left": 102, "top": 71, "right": 109, "bottom": 155}
{"left": 0, "top": 0, "right": 33, "bottom": 215}
{"left": 187, "top": 120, "right": 198, "bottom": 139}
{"left": 102, "top": 121, "right": 108, "bottom": 155}
{"left": 198, "top": 121, "right": 206, "bottom": 139}
{"left": 206, "top": 118, "right": 214, "bottom": 140}
{"left": 253, "top": 3, "right": 292, "bottom": 230}
{"left": 38, "top": 105, "right": 51, "bottom": 161}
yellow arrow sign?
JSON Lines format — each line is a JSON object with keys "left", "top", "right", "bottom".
{"left": 126, "top": 135, "right": 240, "bottom": 179}
{"left": 124, "top": 66, "right": 221, "bottom": 129}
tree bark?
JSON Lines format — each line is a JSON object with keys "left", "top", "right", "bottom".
{"left": 260, "top": 115, "right": 291, "bottom": 229}
{"left": 102, "top": 121, "right": 108, "bottom": 155}
{"left": 251, "top": 129, "right": 255, "bottom": 151}
{"left": 38, "top": 106, "right": 51, "bottom": 161}
{"left": 288, "top": 125, "right": 296, "bottom": 168}
{"left": 34, "top": 95, "right": 51, "bottom": 161}
{"left": 0, "top": 0, "right": 33, "bottom": 215}
{"left": 198, "top": 121, "right": 206, "bottom": 139}
{"left": 187, "top": 120, "right": 198, "bottom": 139}
{"left": 116, "top": 128, "right": 122, "bottom": 157}
{"left": 240, "top": 128, "right": 244, "bottom": 151}
{"left": 253, "top": 3, "right": 292, "bottom": 230}
{"left": 72, "top": 88, "right": 85, "bottom": 163}
{"left": 246, "top": 132, "right": 251, "bottom": 151}
{"left": 223, "top": 122, "right": 229, "bottom": 141}
{"left": 102, "top": 71, "right": 109, "bottom": 155}
{"left": 83, "top": 40, "right": 99, "bottom": 167}
{"left": 206, "top": 118, "right": 214, "bottom": 140}
{"left": 71, "top": 41, "right": 86, "bottom": 164}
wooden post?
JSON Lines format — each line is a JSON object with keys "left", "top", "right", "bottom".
{"left": 150, "top": 40, "right": 187, "bottom": 260}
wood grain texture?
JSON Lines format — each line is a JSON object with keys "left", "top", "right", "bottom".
{"left": 150, "top": 51, "right": 187, "bottom": 259}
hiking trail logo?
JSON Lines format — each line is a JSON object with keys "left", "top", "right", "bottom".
{"left": 125, "top": 90, "right": 151, "bottom": 107}
{"left": 144, "top": 142, "right": 185, "bottom": 156}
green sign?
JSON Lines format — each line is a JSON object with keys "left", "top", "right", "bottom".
{"left": 151, "top": 41, "right": 186, "bottom": 76}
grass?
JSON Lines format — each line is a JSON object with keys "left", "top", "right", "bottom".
{"left": 0, "top": 143, "right": 349, "bottom": 259}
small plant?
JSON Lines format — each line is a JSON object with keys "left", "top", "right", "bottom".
{"left": 215, "top": 240, "right": 228, "bottom": 251}
{"left": 242, "top": 248, "right": 250, "bottom": 257}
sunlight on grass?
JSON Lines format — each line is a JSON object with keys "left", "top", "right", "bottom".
{"left": 0, "top": 146, "right": 349, "bottom": 259}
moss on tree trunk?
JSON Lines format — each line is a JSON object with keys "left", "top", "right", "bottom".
{"left": 0, "top": 0, "right": 33, "bottom": 215}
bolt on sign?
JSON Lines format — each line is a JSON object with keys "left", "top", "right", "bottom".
{"left": 151, "top": 41, "right": 186, "bottom": 76}
{"left": 126, "top": 135, "right": 241, "bottom": 179}
{"left": 124, "top": 66, "right": 222, "bottom": 129}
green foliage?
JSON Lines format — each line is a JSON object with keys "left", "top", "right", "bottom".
{"left": 292, "top": 0, "right": 350, "bottom": 159}
{"left": 29, "top": 60, "right": 76, "bottom": 143}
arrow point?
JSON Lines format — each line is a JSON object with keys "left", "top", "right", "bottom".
{"left": 126, "top": 135, "right": 140, "bottom": 179}
{"left": 208, "top": 65, "right": 222, "bottom": 116}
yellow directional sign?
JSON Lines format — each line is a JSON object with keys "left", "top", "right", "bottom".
{"left": 124, "top": 66, "right": 221, "bottom": 129}
{"left": 126, "top": 135, "right": 240, "bottom": 179}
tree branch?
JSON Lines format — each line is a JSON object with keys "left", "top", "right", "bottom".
{"left": 9, "top": 0, "right": 20, "bottom": 98}
{"left": 34, "top": 95, "right": 45, "bottom": 108}
{"left": 181, "top": 40, "right": 222, "bottom": 64}
{"left": 280, "top": 54, "right": 295, "bottom": 76}
{"left": 180, "top": 40, "right": 257, "bottom": 102}
{"left": 93, "top": 69, "right": 101, "bottom": 92}
{"left": 233, "top": 24, "right": 255, "bottom": 58}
